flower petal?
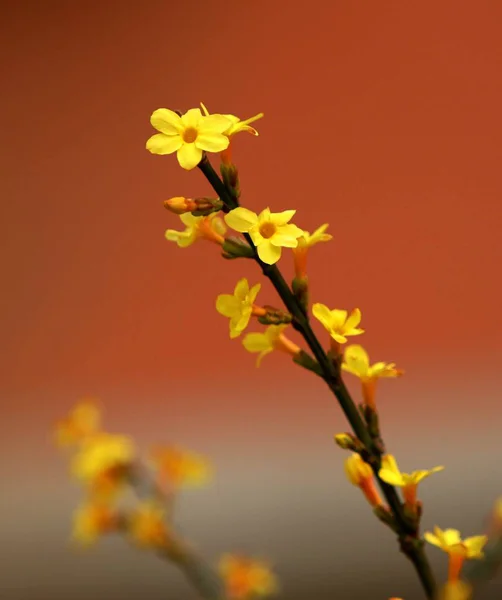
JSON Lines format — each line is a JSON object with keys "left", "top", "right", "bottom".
{"left": 225, "top": 207, "right": 258, "bottom": 232}
{"left": 216, "top": 294, "right": 240, "bottom": 317}
{"left": 270, "top": 232, "right": 299, "bottom": 248}
{"left": 180, "top": 108, "right": 202, "bottom": 129}
{"left": 146, "top": 133, "right": 182, "bottom": 155}
{"left": 378, "top": 468, "right": 404, "bottom": 486}
{"left": 312, "top": 303, "right": 332, "bottom": 328}
{"left": 150, "top": 109, "right": 183, "bottom": 134}
{"left": 233, "top": 278, "right": 250, "bottom": 300}
{"left": 195, "top": 132, "right": 230, "bottom": 152}
{"left": 269, "top": 209, "right": 296, "bottom": 226}
{"left": 243, "top": 333, "right": 271, "bottom": 353}
{"left": 343, "top": 345, "right": 370, "bottom": 378}
{"left": 177, "top": 143, "right": 203, "bottom": 170}
{"left": 248, "top": 283, "right": 262, "bottom": 304}
{"left": 257, "top": 240, "right": 281, "bottom": 264}
{"left": 200, "top": 114, "right": 233, "bottom": 134}
{"left": 344, "top": 308, "right": 362, "bottom": 330}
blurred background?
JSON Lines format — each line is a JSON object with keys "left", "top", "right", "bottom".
{"left": 1, "top": 1, "right": 502, "bottom": 599}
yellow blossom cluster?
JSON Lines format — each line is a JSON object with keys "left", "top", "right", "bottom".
{"left": 55, "top": 399, "right": 278, "bottom": 600}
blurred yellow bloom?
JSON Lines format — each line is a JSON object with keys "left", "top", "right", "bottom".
{"left": 312, "top": 305, "right": 364, "bottom": 350}
{"left": 344, "top": 453, "right": 382, "bottom": 508}
{"left": 424, "top": 526, "right": 488, "bottom": 583}
{"left": 218, "top": 554, "right": 279, "bottom": 600}
{"left": 150, "top": 445, "right": 212, "bottom": 489}
{"left": 165, "top": 212, "right": 227, "bottom": 247}
{"left": 424, "top": 527, "right": 487, "bottom": 558}
{"left": 224, "top": 207, "right": 303, "bottom": 265}
{"left": 341, "top": 345, "right": 403, "bottom": 409}
{"left": 216, "top": 278, "right": 262, "bottom": 338}
{"left": 71, "top": 433, "right": 135, "bottom": 498}
{"left": 200, "top": 102, "right": 264, "bottom": 137}
{"left": 127, "top": 501, "right": 170, "bottom": 548}
{"left": 292, "top": 224, "right": 332, "bottom": 278}
{"left": 55, "top": 399, "right": 101, "bottom": 447}
{"left": 379, "top": 454, "right": 444, "bottom": 508}
{"left": 242, "top": 324, "right": 300, "bottom": 367}
{"left": 72, "top": 502, "right": 118, "bottom": 546}
{"left": 146, "top": 107, "right": 231, "bottom": 170}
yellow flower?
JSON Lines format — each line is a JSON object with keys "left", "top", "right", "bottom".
{"left": 344, "top": 453, "right": 382, "bottom": 507}
{"left": 150, "top": 445, "right": 212, "bottom": 489}
{"left": 200, "top": 102, "right": 264, "bottom": 137}
{"left": 379, "top": 454, "right": 444, "bottom": 508}
{"left": 72, "top": 502, "right": 118, "bottom": 546}
{"left": 165, "top": 212, "right": 227, "bottom": 247}
{"left": 312, "top": 304, "right": 364, "bottom": 349}
{"left": 71, "top": 433, "right": 135, "bottom": 499}
{"left": 424, "top": 527, "right": 488, "bottom": 558}
{"left": 292, "top": 223, "right": 332, "bottom": 278}
{"left": 216, "top": 278, "right": 262, "bottom": 338}
{"left": 242, "top": 324, "right": 300, "bottom": 367}
{"left": 341, "top": 344, "right": 403, "bottom": 409}
{"left": 127, "top": 501, "right": 170, "bottom": 548}
{"left": 218, "top": 554, "right": 279, "bottom": 600}
{"left": 224, "top": 207, "right": 303, "bottom": 265}
{"left": 55, "top": 399, "right": 101, "bottom": 447}
{"left": 424, "top": 526, "right": 488, "bottom": 584}
{"left": 146, "top": 107, "right": 231, "bottom": 170}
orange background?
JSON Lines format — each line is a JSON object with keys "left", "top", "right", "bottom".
{"left": 1, "top": 2, "right": 501, "bottom": 599}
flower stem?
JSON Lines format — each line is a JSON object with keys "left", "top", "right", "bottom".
{"left": 198, "top": 155, "right": 437, "bottom": 599}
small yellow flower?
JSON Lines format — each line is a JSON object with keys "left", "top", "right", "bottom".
{"left": 292, "top": 224, "right": 332, "bottom": 278}
{"left": 312, "top": 304, "right": 364, "bottom": 350}
{"left": 146, "top": 107, "right": 231, "bottom": 170}
{"left": 341, "top": 345, "right": 403, "bottom": 409}
{"left": 344, "top": 453, "right": 382, "bottom": 508}
{"left": 218, "top": 554, "right": 279, "bottom": 600}
{"left": 127, "top": 501, "right": 170, "bottom": 548}
{"left": 216, "top": 278, "right": 262, "bottom": 338}
{"left": 424, "top": 526, "right": 488, "bottom": 583}
{"left": 55, "top": 399, "right": 101, "bottom": 447}
{"left": 242, "top": 324, "right": 300, "bottom": 367}
{"left": 224, "top": 207, "right": 303, "bottom": 265}
{"left": 72, "top": 502, "right": 118, "bottom": 546}
{"left": 150, "top": 445, "right": 212, "bottom": 489}
{"left": 379, "top": 454, "right": 444, "bottom": 508}
{"left": 200, "top": 103, "right": 264, "bottom": 137}
{"left": 333, "top": 433, "right": 356, "bottom": 450}
{"left": 71, "top": 433, "right": 135, "bottom": 498}
{"left": 165, "top": 212, "right": 227, "bottom": 247}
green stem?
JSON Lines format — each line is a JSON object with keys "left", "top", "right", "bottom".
{"left": 198, "top": 155, "right": 437, "bottom": 599}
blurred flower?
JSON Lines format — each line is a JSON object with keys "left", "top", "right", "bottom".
{"left": 379, "top": 454, "right": 444, "bottom": 509}
{"left": 344, "top": 453, "right": 383, "bottom": 508}
{"left": 146, "top": 107, "right": 231, "bottom": 170}
{"left": 218, "top": 554, "right": 279, "bottom": 600}
{"left": 150, "top": 445, "right": 212, "bottom": 489}
{"left": 312, "top": 305, "right": 364, "bottom": 352}
{"left": 165, "top": 212, "right": 227, "bottom": 247}
{"left": 424, "top": 526, "right": 488, "bottom": 583}
{"left": 72, "top": 501, "right": 118, "bottom": 546}
{"left": 242, "top": 324, "right": 300, "bottom": 367}
{"left": 224, "top": 207, "right": 303, "bottom": 265}
{"left": 341, "top": 345, "right": 403, "bottom": 409}
{"left": 292, "top": 223, "right": 332, "bottom": 278}
{"left": 216, "top": 278, "right": 263, "bottom": 338}
{"left": 55, "top": 399, "right": 101, "bottom": 447}
{"left": 127, "top": 501, "right": 170, "bottom": 548}
{"left": 71, "top": 433, "right": 135, "bottom": 499}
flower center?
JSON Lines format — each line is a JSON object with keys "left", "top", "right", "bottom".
{"left": 183, "top": 127, "right": 198, "bottom": 143}
{"left": 259, "top": 222, "right": 276, "bottom": 239}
